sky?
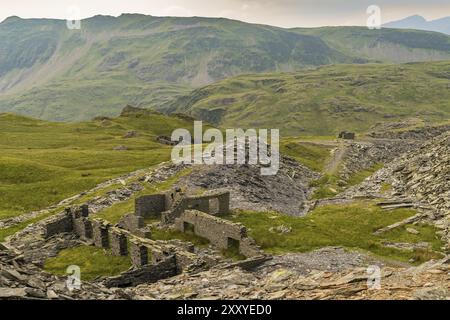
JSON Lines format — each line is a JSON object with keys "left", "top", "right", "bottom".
{"left": 0, "top": 0, "right": 449, "bottom": 28}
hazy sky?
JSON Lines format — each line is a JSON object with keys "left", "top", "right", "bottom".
{"left": 1, "top": 0, "right": 449, "bottom": 27}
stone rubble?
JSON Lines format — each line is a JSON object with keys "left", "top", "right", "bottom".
{"left": 340, "top": 132, "right": 450, "bottom": 246}
{"left": 128, "top": 251, "right": 450, "bottom": 300}
{"left": 178, "top": 155, "right": 320, "bottom": 216}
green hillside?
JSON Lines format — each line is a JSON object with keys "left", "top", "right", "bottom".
{"left": 293, "top": 27, "right": 450, "bottom": 63}
{"left": 0, "top": 15, "right": 449, "bottom": 121}
{"left": 0, "top": 15, "right": 356, "bottom": 121}
{"left": 167, "top": 61, "right": 450, "bottom": 135}
{"left": 0, "top": 107, "right": 196, "bottom": 220}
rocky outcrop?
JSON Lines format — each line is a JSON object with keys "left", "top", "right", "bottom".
{"left": 338, "top": 121, "right": 450, "bottom": 188}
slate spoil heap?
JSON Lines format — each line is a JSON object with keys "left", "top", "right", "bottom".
{"left": 0, "top": 243, "right": 127, "bottom": 300}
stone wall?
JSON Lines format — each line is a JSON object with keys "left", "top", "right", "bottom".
{"left": 44, "top": 212, "right": 73, "bottom": 238}
{"left": 45, "top": 205, "right": 207, "bottom": 271}
{"left": 103, "top": 256, "right": 178, "bottom": 288}
{"left": 130, "top": 240, "right": 149, "bottom": 267}
{"left": 92, "top": 219, "right": 110, "bottom": 248}
{"left": 135, "top": 194, "right": 166, "bottom": 218}
{"left": 38, "top": 189, "right": 237, "bottom": 287}
{"left": 338, "top": 131, "right": 355, "bottom": 140}
{"left": 44, "top": 206, "right": 94, "bottom": 241}
{"left": 110, "top": 228, "right": 128, "bottom": 256}
{"left": 185, "top": 191, "right": 230, "bottom": 216}
{"left": 117, "top": 213, "right": 151, "bottom": 238}
{"left": 174, "top": 210, "right": 262, "bottom": 258}
{"left": 164, "top": 189, "right": 184, "bottom": 211}
{"left": 162, "top": 190, "right": 231, "bottom": 224}
{"left": 161, "top": 197, "right": 186, "bottom": 225}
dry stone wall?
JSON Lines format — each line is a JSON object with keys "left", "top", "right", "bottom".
{"left": 174, "top": 210, "right": 263, "bottom": 258}
{"left": 5, "top": 182, "right": 264, "bottom": 290}
{"left": 135, "top": 194, "right": 166, "bottom": 218}
{"left": 117, "top": 213, "right": 151, "bottom": 238}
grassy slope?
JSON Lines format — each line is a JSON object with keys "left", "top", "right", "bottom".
{"left": 311, "top": 163, "right": 384, "bottom": 199}
{"left": 227, "top": 203, "right": 445, "bottom": 264}
{"left": 280, "top": 138, "right": 332, "bottom": 172}
{"left": 170, "top": 61, "right": 450, "bottom": 135}
{"left": 44, "top": 246, "right": 131, "bottom": 281}
{"left": 0, "top": 110, "right": 196, "bottom": 220}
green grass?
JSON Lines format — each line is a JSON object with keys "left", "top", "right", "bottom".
{"left": 0, "top": 111, "right": 196, "bottom": 220}
{"left": 151, "top": 227, "right": 210, "bottom": 248}
{"left": 381, "top": 182, "right": 393, "bottom": 193}
{"left": 310, "top": 163, "right": 384, "bottom": 199}
{"left": 346, "top": 163, "right": 384, "bottom": 187}
{"left": 221, "top": 248, "right": 247, "bottom": 261}
{"left": 280, "top": 139, "right": 332, "bottom": 172}
{"left": 225, "top": 202, "right": 444, "bottom": 264}
{"left": 43, "top": 245, "right": 132, "bottom": 281}
{"left": 310, "top": 174, "right": 340, "bottom": 199}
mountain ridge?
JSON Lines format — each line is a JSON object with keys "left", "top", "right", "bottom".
{"left": 0, "top": 14, "right": 449, "bottom": 121}
{"left": 165, "top": 61, "right": 450, "bottom": 136}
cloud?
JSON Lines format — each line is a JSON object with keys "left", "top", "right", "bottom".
{"left": 0, "top": 0, "right": 448, "bottom": 28}
{"left": 161, "top": 5, "right": 193, "bottom": 17}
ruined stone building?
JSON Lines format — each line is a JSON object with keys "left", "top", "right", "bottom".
{"left": 42, "top": 188, "right": 266, "bottom": 287}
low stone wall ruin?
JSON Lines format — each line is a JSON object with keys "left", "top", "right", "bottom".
{"left": 161, "top": 190, "right": 231, "bottom": 224}
{"left": 117, "top": 213, "right": 151, "bottom": 238}
{"left": 135, "top": 194, "right": 166, "bottom": 218}
{"left": 42, "top": 205, "right": 206, "bottom": 287}
{"left": 174, "top": 210, "right": 262, "bottom": 258}
{"left": 40, "top": 188, "right": 264, "bottom": 287}
{"left": 103, "top": 256, "right": 178, "bottom": 288}
{"left": 132, "top": 189, "right": 231, "bottom": 224}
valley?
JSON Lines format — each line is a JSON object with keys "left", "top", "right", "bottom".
{"left": 1, "top": 108, "right": 449, "bottom": 300}
{"left": 0, "top": 12, "right": 449, "bottom": 301}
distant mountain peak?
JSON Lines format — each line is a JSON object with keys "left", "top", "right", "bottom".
{"left": 1, "top": 16, "right": 23, "bottom": 23}
{"left": 384, "top": 15, "right": 450, "bottom": 35}
{"left": 404, "top": 15, "right": 427, "bottom": 21}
